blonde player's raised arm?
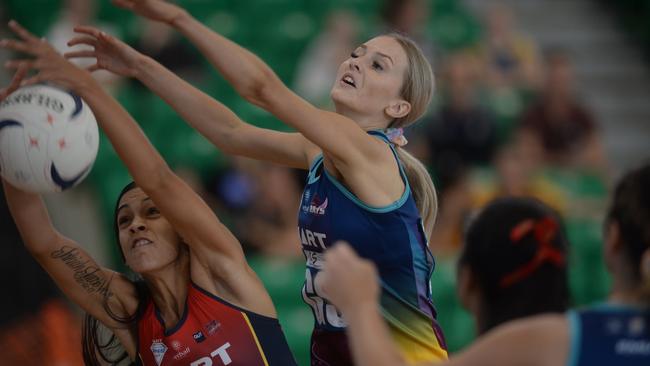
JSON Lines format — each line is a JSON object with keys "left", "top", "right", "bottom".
{"left": 63, "top": 25, "right": 319, "bottom": 170}
{"left": 114, "top": 0, "right": 407, "bottom": 178}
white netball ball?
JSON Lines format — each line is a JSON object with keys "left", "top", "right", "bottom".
{"left": 0, "top": 84, "right": 99, "bottom": 192}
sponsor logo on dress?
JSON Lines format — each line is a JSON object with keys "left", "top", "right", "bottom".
{"left": 150, "top": 339, "right": 167, "bottom": 366}
{"left": 205, "top": 320, "right": 221, "bottom": 335}
{"left": 302, "top": 192, "right": 328, "bottom": 215}
{"left": 193, "top": 330, "right": 207, "bottom": 343}
{"left": 173, "top": 346, "right": 191, "bottom": 361}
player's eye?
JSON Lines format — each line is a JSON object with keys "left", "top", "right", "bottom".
{"left": 118, "top": 216, "right": 131, "bottom": 227}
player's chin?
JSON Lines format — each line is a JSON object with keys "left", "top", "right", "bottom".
{"left": 330, "top": 88, "right": 358, "bottom": 108}
{"left": 128, "top": 253, "right": 172, "bottom": 274}
{"left": 130, "top": 261, "right": 164, "bottom": 275}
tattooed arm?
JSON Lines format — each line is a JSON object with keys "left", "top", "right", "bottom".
{"left": 2, "top": 180, "right": 138, "bottom": 333}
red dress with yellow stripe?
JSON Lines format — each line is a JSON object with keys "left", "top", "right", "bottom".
{"left": 136, "top": 282, "right": 296, "bottom": 366}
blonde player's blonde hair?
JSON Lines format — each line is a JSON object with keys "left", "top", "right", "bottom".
{"left": 387, "top": 33, "right": 438, "bottom": 237}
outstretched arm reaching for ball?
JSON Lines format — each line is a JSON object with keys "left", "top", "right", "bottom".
{"left": 0, "top": 21, "right": 278, "bottom": 317}
{"left": 64, "top": 26, "right": 319, "bottom": 170}
{"left": 114, "top": 1, "right": 398, "bottom": 179}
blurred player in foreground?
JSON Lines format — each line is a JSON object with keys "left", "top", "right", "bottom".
{"left": 323, "top": 166, "right": 650, "bottom": 366}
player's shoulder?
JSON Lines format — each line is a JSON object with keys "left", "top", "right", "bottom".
{"left": 489, "top": 314, "right": 569, "bottom": 365}
{"left": 496, "top": 313, "right": 568, "bottom": 340}
{"left": 449, "top": 314, "right": 569, "bottom": 366}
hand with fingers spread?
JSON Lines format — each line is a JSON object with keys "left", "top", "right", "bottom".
{"left": 66, "top": 26, "right": 145, "bottom": 78}
{"left": 321, "top": 242, "right": 380, "bottom": 315}
{"left": 0, "top": 20, "right": 94, "bottom": 91}
{"left": 112, "top": 0, "right": 187, "bottom": 25}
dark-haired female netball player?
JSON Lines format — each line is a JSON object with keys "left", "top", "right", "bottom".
{"left": 0, "top": 21, "right": 296, "bottom": 366}
{"left": 322, "top": 165, "right": 650, "bottom": 366}
{"left": 62, "top": 0, "right": 448, "bottom": 363}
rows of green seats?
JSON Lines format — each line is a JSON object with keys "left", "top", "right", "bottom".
{"left": 544, "top": 169, "right": 611, "bottom": 306}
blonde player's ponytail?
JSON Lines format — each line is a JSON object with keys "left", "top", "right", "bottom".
{"left": 387, "top": 33, "right": 438, "bottom": 237}
{"left": 395, "top": 147, "right": 437, "bottom": 237}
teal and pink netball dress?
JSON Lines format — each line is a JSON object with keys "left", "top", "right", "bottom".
{"left": 298, "top": 130, "right": 448, "bottom": 365}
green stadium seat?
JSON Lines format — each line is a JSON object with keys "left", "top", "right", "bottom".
{"left": 4, "top": 0, "right": 61, "bottom": 36}
{"left": 430, "top": 258, "right": 475, "bottom": 352}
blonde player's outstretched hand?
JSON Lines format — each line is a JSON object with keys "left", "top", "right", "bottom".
{"left": 112, "top": 0, "right": 187, "bottom": 25}
{"left": 322, "top": 242, "right": 380, "bottom": 314}
{"left": 65, "top": 26, "right": 145, "bottom": 77}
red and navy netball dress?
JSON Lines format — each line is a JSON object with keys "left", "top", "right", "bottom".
{"left": 136, "top": 282, "right": 296, "bottom": 366}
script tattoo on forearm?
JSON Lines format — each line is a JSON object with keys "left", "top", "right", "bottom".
{"left": 50, "top": 245, "right": 113, "bottom": 299}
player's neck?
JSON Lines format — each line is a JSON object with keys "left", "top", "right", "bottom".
{"left": 609, "top": 273, "right": 645, "bottom": 306}
{"left": 334, "top": 104, "right": 389, "bottom": 131}
{"left": 143, "top": 258, "right": 190, "bottom": 325}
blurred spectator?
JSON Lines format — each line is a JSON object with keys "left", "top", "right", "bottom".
{"left": 209, "top": 157, "right": 303, "bottom": 258}
{"left": 429, "top": 140, "right": 566, "bottom": 257}
{"left": 46, "top": 0, "right": 122, "bottom": 90}
{"left": 415, "top": 51, "right": 498, "bottom": 256}
{"left": 428, "top": 171, "right": 472, "bottom": 256}
{"left": 380, "top": 0, "right": 437, "bottom": 65}
{"left": 424, "top": 52, "right": 498, "bottom": 190}
{"left": 517, "top": 50, "right": 607, "bottom": 171}
{"left": 241, "top": 164, "right": 304, "bottom": 258}
{"left": 294, "top": 10, "right": 360, "bottom": 108}
{"left": 472, "top": 144, "right": 566, "bottom": 214}
{"left": 132, "top": 19, "right": 203, "bottom": 84}
{"left": 479, "top": 3, "right": 541, "bottom": 90}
